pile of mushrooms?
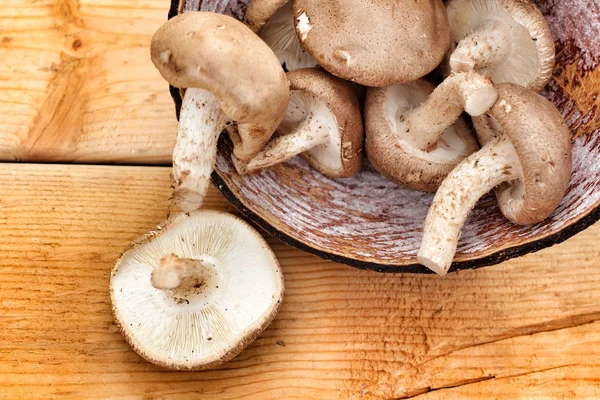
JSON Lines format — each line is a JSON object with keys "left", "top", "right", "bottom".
{"left": 238, "top": 0, "right": 570, "bottom": 275}
{"left": 239, "top": 0, "right": 570, "bottom": 275}
{"left": 112, "top": 0, "right": 573, "bottom": 370}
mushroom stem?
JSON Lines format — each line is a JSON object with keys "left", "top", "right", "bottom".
{"left": 450, "top": 17, "right": 513, "bottom": 73}
{"left": 233, "top": 112, "right": 329, "bottom": 174}
{"left": 151, "top": 254, "right": 213, "bottom": 290}
{"left": 403, "top": 72, "right": 497, "bottom": 151}
{"left": 172, "top": 88, "right": 228, "bottom": 212}
{"left": 417, "top": 135, "right": 521, "bottom": 275}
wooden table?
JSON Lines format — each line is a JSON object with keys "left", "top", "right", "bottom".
{"left": 1, "top": 1, "right": 599, "bottom": 398}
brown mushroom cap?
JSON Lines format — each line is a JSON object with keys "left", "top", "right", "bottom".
{"left": 365, "top": 80, "right": 479, "bottom": 192}
{"left": 293, "top": 0, "right": 452, "bottom": 87}
{"left": 473, "top": 84, "right": 572, "bottom": 224}
{"left": 245, "top": 0, "right": 289, "bottom": 33}
{"left": 150, "top": 11, "right": 290, "bottom": 160}
{"left": 285, "top": 68, "right": 364, "bottom": 178}
{"left": 446, "top": 0, "right": 555, "bottom": 91}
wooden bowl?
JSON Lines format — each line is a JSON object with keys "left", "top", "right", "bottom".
{"left": 168, "top": 0, "right": 600, "bottom": 273}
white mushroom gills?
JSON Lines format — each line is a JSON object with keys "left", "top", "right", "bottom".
{"left": 110, "top": 211, "right": 284, "bottom": 370}
{"left": 446, "top": 0, "right": 546, "bottom": 89}
{"left": 401, "top": 72, "right": 498, "bottom": 151}
{"left": 418, "top": 135, "right": 522, "bottom": 275}
{"left": 382, "top": 82, "right": 474, "bottom": 165}
{"left": 233, "top": 90, "right": 341, "bottom": 174}
{"left": 260, "top": 2, "right": 317, "bottom": 70}
{"left": 172, "top": 88, "right": 228, "bottom": 212}
{"left": 450, "top": 17, "right": 513, "bottom": 72}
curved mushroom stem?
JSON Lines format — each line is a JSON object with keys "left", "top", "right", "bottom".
{"left": 233, "top": 111, "right": 330, "bottom": 174}
{"left": 230, "top": 122, "right": 280, "bottom": 163}
{"left": 172, "top": 88, "right": 228, "bottom": 213}
{"left": 151, "top": 254, "right": 213, "bottom": 290}
{"left": 403, "top": 72, "right": 497, "bottom": 151}
{"left": 417, "top": 135, "right": 521, "bottom": 275}
{"left": 450, "top": 17, "right": 513, "bottom": 73}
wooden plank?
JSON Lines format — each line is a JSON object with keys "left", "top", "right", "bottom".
{"left": 0, "top": 163, "right": 598, "bottom": 399}
{"left": 397, "top": 322, "right": 600, "bottom": 399}
{"left": 0, "top": 0, "right": 176, "bottom": 163}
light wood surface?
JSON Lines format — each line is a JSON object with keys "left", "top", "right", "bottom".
{"left": 0, "top": 0, "right": 176, "bottom": 163}
{"left": 2, "top": 0, "right": 600, "bottom": 398}
{"left": 0, "top": 164, "right": 598, "bottom": 399}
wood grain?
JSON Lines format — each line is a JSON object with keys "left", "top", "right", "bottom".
{"left": 2, "top": 0, "right": 600, "bottom": 396}
{"left": 0, "top": 0, "right": 176, "bottom": 163}
{"left": 0, "top": 163, "right": 598, "bottom": 399}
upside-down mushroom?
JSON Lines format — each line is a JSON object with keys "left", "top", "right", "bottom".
{"left": 446, "top": 0, "right": 555, "bottom": 91}
{"left": 365, "top": 72, "right": 494, "bottom": 192}
{"left": 418, "top": 84, "right": 572, "bottom": 275}
{"left": 245, "top": 0, "right": 317, "bottom": 70}
{"left": 151, "top": 12, "right": 289, "bottom": 212}
{"left": 110, "top": 211, "right": 284, "bottom": 370}
{"left": 292, "top": 0, "right": 452, "bottom": 87}
{"left": 234, "top": 68, "right": 364, "bottom": 178}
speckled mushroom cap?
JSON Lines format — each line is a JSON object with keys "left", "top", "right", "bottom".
{"left": 245, "top": 0, "right": 288, "bottom": 33}
{"left": 150, "top": 11, "right": 290, "bottom": 160}
{"left": 284, "top": 68, "right": 364, "bottom": 178}
{"left": 292, "top": 0, "right": 452, "bottom": 87}
{"left": 446, "top": 0, "right": 555, "bottom": 91}
{"left": 474, "top": 84, "right": 572, "bottom": 225}
{"left": 110, "top": 211, "right": 284, "bottom": 370}
{"left": 365, "top": 79, "right": 479, "bottom": 192}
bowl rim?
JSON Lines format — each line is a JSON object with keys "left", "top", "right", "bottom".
{"left": 211, "top": 170, "right": 600, "bottom": 274}
{"left": 167, "top": 0, "right": 600, "bottom": 274}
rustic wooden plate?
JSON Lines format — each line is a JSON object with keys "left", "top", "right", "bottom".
{"left": 168, "top": 0, "right": 600, "bottom": 273}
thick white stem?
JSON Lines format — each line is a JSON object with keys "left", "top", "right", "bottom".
{"left": 418, "top": 135, "right": 521, "bottom": 275}
{"left": 151, "top": 254, "right": 213, "bottom": 290}
{"left": 172, "top": 88, "right": 227, "bottom": 212}
{"left": 233, "top": 111, "right": 329, "bottom": 174}
{"left": 404, "top": 72, "right": 497, "bottom": 151}
{"left": 450, "top": 17, "right": 513, "bottom": 73}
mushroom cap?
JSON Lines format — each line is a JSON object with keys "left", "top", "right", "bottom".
{"left": 284, "top": 68, "right": 364, "bottom": 178}
{"left": 150, "top": 11, "right": 289, "bottom": 128}
{"left": 245, "top": 0, "right": 289, "bottom": 33}
{"left": 473, "top": 83, "right": 572, "bottom": 224}
{"left": 110, "top": 211, "right": 284, "bottom": 370}
{"left": 446, "top": 0, "right": 555, "bottom": 91}
{"left": 365, "top": 79, "right": 480, "bottom": 192}
{"left": 292, "top": 0, "right": 452, "bottom": 87}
